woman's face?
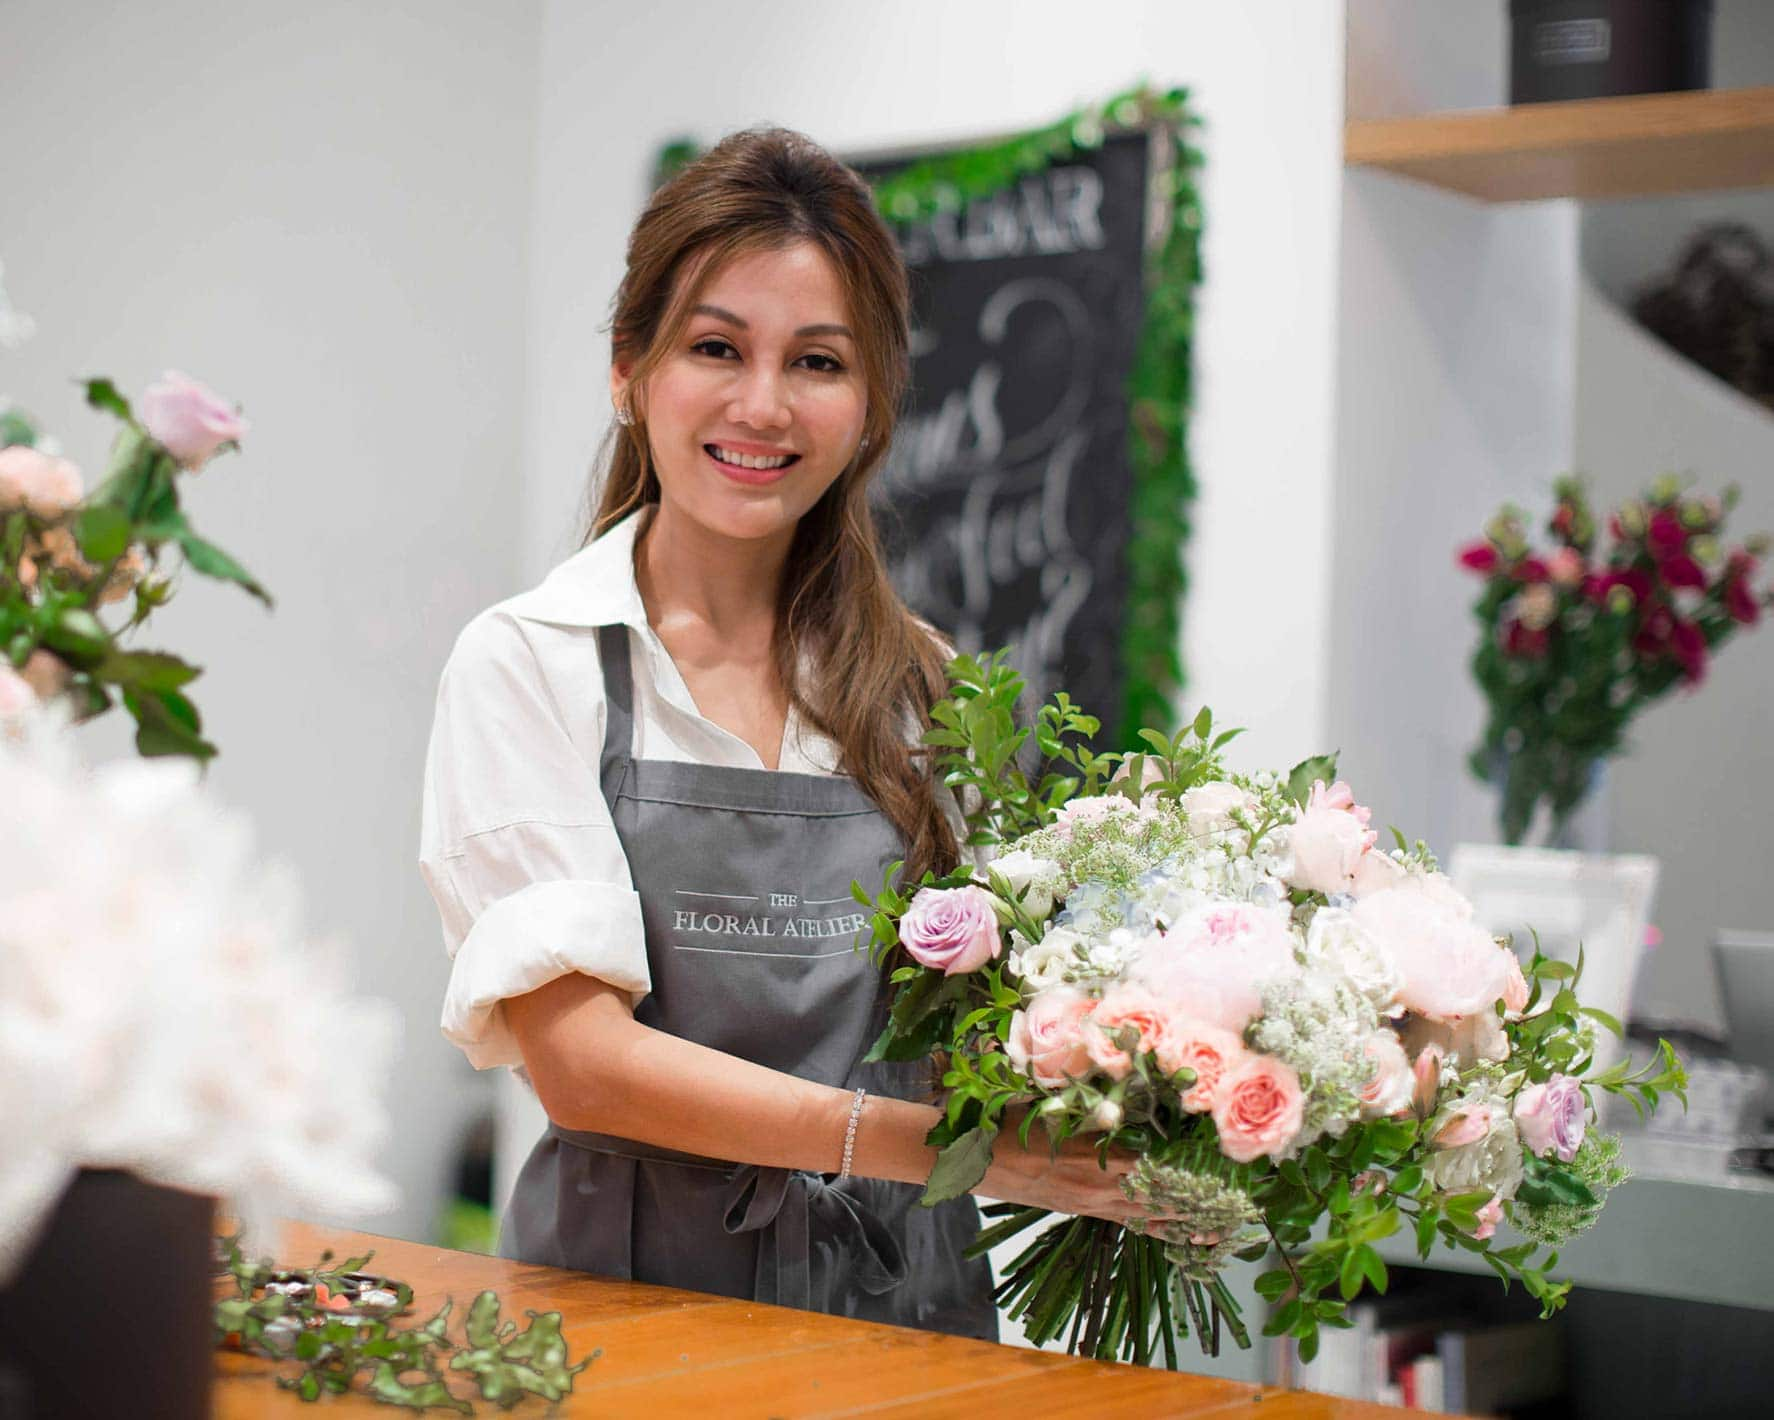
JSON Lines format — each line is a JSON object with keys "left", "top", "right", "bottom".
{"left": 617, "top": 240, "right": 868, "bottom": 546}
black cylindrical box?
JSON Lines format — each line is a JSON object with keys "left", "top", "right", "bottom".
{"left": 1510, "top": 0, "right": 1713, "bottom": 105}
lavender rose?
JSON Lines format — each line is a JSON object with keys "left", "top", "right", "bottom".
{"left": 140, "top": 370, "right": 248, "bottom": 470}
{"left": 1513, "top": 1074, "right": 1585, "bottom": 1162}
{"left": 899, "top": 885, "right": 1002, "bottom": 976}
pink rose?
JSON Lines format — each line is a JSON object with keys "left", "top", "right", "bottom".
{"left": 1135, "top": 902, "right": 1298, "bottom": 1034}
{"left": 1084, "top": 983, "right": 1173, "bottom": 1079}
{"left": 140, "top": 370, "right": 248, "bottom": 470}
{"left": 1350, "top": 881, "right": 1514, "bottom": 1022}
{"left": 1156, "top": 1019, "right": 1247, "bottom": 1112}
{"left": 0, "top": 445, "right": 84, "bottom": 518}
{"left": 1358, "top": 1030, "right": 1413, "bottom": 1119}
{"left": 1287, "top": 780, "right": 1378, "bottom": 895}
{"left": 0, "top": 664, "right": 35, "bottom": 717}
{"left": 1431, "top": 1102, "right": 1493, "bottom": 1150}
{"left": 1212, "top": 1054, "right": 1304, "bottom": 1163}
{"left": 1472, "top": 1194, "right": 1504, "bottom": 1241}
{"left": 899, "top": 885, "right": 1001, "bottom": 975}
{"left": 1006, "top": 986, "right": 1096, "bottom": 1087}
{"left": 1513, "top": 1074, "right": 1585, "bottom": 1162}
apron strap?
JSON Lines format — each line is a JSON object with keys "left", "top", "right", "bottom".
{"left": 596, "top": 623, "right": 635, "bottom": 791}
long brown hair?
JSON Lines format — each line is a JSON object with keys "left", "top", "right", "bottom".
{"left": 586, "top": 127, "right": 959, "bottom": 884}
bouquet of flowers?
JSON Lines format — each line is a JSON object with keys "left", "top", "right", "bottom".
{"left": 855, "top": 654, "right": 1685, "bottom": 1367}
{"left": 1, "top": 369, "right": 264, "bottom": 759}
{"left": 1458, "top": 475, "right": 1769, "bottom": 844}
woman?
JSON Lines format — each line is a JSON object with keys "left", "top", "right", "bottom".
{"left": 420, "top": 127, "right": 1148, "bottom": 1341}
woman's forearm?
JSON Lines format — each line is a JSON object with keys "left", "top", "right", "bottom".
{"left": 506, "top": 971, "right": 943, "bottom": 1186}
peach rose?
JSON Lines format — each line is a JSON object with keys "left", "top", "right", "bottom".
{"left": 1157, "top": 1019, "right": 1248, "bottom": 1112}
{"left": 1006, "top": 986, "right": 1096, "bottom": 1087}
{"left": 1212, "top": 1054, "right": 1304, "bottom": 1163}
{"left": 1084, "top": 983, "right": 1173, "bottom": 1079}
{"left": 0, "top": 445, "right": 84, "bottom": 518}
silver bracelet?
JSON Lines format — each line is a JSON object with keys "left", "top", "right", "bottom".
{"left": 838, "top": 1087, "right": 867, "bottom": 1180}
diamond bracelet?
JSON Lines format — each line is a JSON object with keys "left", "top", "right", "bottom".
{"left": 838, "top": 1086, "right": 867, "bottom": 1180}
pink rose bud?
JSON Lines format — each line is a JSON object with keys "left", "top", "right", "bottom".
{"left": 0, "top": 445, "right": 84, "bottom": 518}
{"left": 20, "top": 650, "right": 69, "bottom": 701}
{"left": 1211, "top": 1054, "right": 1304, "bottom": 1164}
{"left": 898, "top": 885, "right": 1001, "bottom": 976}
{"left": 1431, "top": 1103, "right": 1492, "bottom": 1151}
{"left": 140, "top": 370, "right": 248, "bottom": 470}
{"left": 1501, "top": 950, "right": 1530, "bottom": 1018}
{"left": 1512, "top": 1074, "right": 1586, "bottom": 1162}
{"left": 1411, "top": 1045, "right": 1444, "bottom": 1120}
{"left": 1472, "top": 1194, "right": 1503, "bottom": 1241}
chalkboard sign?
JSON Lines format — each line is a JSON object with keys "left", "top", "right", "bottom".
{"left": 857, "top": 130, "right": 1164, "bottom": 734}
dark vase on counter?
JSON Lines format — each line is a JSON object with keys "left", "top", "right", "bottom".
{"left": 1510, "top": 0, "right": 1713, "bottom": 104}
{"left": 0, "top": 1170, "right": 214, "bottom": 1420}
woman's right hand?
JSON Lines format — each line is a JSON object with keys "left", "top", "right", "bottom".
{"left": 974, "top": 1117, "right": 1155, "bottom": 1229}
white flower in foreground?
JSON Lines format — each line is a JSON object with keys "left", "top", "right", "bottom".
{"left": 0, "top": 721, "right": 399, "bottom": 1283}
{"left": 984, "top": 848, "right": 1063, "bottom": 921}
{"left": 1008, "top": 925, "right": 1086, "bottom": 992}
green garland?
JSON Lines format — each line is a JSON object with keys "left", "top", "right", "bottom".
{"left": 653, "top": 85, "right": 1204, "bottom": 742}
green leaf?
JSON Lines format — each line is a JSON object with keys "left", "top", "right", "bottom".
{"left": 96, "top": 649, "right": 202, "bottom": 694}
{"left": 122, "top": 686, "right": 217, "bottom": 761}
{"left": 1580, "top": 1005, "right": 1625, "bottom": 1038}
{"left": 74, "top": 504, "right": 132, "bottom": 563}
{"left": 1284, "top": 753, "right": 1339, "bottom": 808}
{"left": 83, "top": 377, "right": 134, "bottom": 422}
{"left": 1516, "top": 1153, "right": 1599, "bottom": 1208}
{"left": 1254, "top": 1269, "right": 1294, "bottom": 1303}
{"left": 174, "top": 528, "right": 272, "bottom": 606}
{"left": 921, "top": 1122, "right": 999, "bottom": 1205}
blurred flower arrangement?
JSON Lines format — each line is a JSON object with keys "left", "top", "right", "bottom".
{"left": 0, "top": 711, "right": 401, "bottom": 1285}
{"left": 1, "top": 368, "right": 265, "bottom": 760}
{"left": 1458, "top": 475, "right": 1771, "bottom": 845}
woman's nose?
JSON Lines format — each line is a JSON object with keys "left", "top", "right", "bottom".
{"left": 726, "top": 366, "right": 792, "bottom": 430}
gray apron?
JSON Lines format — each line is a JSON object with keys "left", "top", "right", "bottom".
{"left": 501, "top": 624, "right": 997, "bottom": 1341}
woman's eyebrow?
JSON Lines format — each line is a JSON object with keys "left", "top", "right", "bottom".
{"left": 692, "top": 303, "right": 854, "bottom": 340}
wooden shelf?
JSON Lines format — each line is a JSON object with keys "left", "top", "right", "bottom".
{"left": 1345, "top": 85, "right": 1774, "bottom": 203}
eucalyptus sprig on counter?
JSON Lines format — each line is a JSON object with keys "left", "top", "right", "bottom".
{"left": 214, "top": 1235, "right": 596, "bottom": 1412}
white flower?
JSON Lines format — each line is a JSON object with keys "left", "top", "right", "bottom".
{"left": 1424, "top": 1090, "right": 1525, "bottom": 1201}
{"left": 1008, "top": 926, "right": 1085, "bottom": 992}
{"left": 1179, "top": 780, "right": 1257, "bottom": 835}
{"left": 1304, "top": 907, "right": 1403, "bottom": 1017}
{"left": 985, "top": 848, "right": 1063, "bottom": 921}
{"left": 0, "top": 724, "right": 399, "bottom": 1283}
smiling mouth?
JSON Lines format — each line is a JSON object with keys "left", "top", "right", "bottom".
{"left": 705, "top": 443, "right": 800, "bottom": 472}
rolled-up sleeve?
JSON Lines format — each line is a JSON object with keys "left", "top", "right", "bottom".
{"left": 420, "top": 611, "right": 649, "bottom": 1070}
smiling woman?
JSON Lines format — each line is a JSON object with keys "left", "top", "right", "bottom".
{"left": 420, "top": 127, "right": 1156, "bottom": 1345}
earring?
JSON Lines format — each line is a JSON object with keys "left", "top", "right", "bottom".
{"left": 614, "top": 402, "right": 634, "bottom": 427}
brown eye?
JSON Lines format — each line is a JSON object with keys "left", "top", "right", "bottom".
{"left": 692, "top": 338, "right": 738, "bottom": 360}
{"left": 798, "top": 353, "right": 844, "bottom": 373}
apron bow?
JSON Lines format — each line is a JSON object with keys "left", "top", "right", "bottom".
{"left": 721, "top": 1164, "right": 908, "bottom": 1310}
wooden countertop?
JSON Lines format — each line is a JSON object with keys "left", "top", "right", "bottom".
{"left": 214, "top": 1222, "right": 1427, "bottom": 1418}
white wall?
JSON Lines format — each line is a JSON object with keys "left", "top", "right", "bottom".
{"left": 1331, "top": 5, "right": 1580, "bottom": 863}
{"left": 523, "top": 0, "right": 1347, "bottom": 772}
{"left": 0, "top": 0, "right": 540, "bottom": 1240}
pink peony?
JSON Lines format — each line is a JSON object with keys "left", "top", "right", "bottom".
{"left": 899, "top": 885, "right": 1001, "bottom": 976}
{"left": 1349, "top": 879, "right": 1514, "bottom": 1022}
{"left": 0, "top": 445, "right": 84, "bottom": 518}
{"left": 1006, "top": 986, "right": 1096, "bottom": 1087}
{"left": 1350, "top": 849, "right": 1406, "bottom": 899}
{"left": 1513, "top": 1074, "right": 1586, "bottom": 1162}
{"left": 1135, "top": 902, "right": 1298, "bottom": 1034}
{"left": 1287, "top": 780, "right": 1377, "bottom": 895}
{"left": 1157, "top": 1020, "right": 1248, "bottom": 1112}
{"left": 1084, "top": 983, "right": 1173, "bottom": 1080}
{"left": 140, "top": 370, "right": 248, "bottom": 470}
{"left": 1212, "top": 1054, "right": 1304, "bottom": 1163}
{"left": 1358, "top": 1030, "right": 1414, "bottom": 1119}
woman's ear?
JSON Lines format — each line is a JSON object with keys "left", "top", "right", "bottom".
{"left": 609, "top": 360, "right": 633, "bottom": 423}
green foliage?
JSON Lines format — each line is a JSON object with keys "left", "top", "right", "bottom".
{"left": 214, "top": 1234, "right": 594, "bottom": 1413}
{"left": 1, "top": 377, "right": 269, "bottom": 763}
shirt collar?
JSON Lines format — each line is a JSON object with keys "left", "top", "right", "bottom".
{"left": 503, "top": 506, "right": 652, "bottom": 630}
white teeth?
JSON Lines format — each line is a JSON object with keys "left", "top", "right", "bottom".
{"left": 709, "top": 445, "right": 793, "bottom": 471}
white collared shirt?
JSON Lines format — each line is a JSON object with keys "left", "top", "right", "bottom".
{"left": 421, "top": 507, "right": 942, "bottom": 1070}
